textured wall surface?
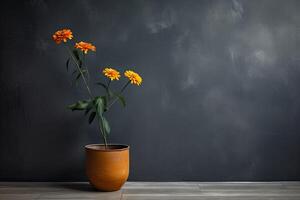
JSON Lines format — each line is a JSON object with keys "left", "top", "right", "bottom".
{"left": 1, "top": 0, "right": 300, "bottom": 181}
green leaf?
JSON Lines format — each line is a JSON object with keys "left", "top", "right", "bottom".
{"left": 101, "top": 96, "right": 107, "bottom": 108}
{"left": 67, "top": 103, "right": 77, "bottom": 110}
{"left": 88, "top": 112, "right": 96, "bottom": 124}
{"left": 84, "top": 101, "right": 94, "bottom": 115}
{"left": 67, "top": 100, "right": 89, "bottom": 111}
{"left": 95, "top": 97, "right": 105, "bottom": 115}
{"left": 102, "top": 116, "right": 111, "bottom": 135}
{"left": 98, "top": 118, "right": 104, "bottom": 135}
{"left": 66, "top": 58, "right": 70, "bottom": 71}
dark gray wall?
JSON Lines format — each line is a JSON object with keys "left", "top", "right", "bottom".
{"left": 1, "top": 0, "right": 300, "bottom": 181}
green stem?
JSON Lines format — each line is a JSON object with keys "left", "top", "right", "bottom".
{"left": 65, "top": 46, "right": 93, "bottom": 98}
{"left": 103, "top": 133, "right": 108, "bottom": 148}
{"left": 65, "top": 46, "right": 107, "bottom": 147}
{"left": 83, "top": 54, "right": 90, "bottom": 83}
{"left": 120, "top": 81, "right": 131, "bottom": 93}
{"left": 107, "top": 81, "right": 130, "bottom": 109}
{"left": 98, "top": 116, "right": 108, "bottom": 148}
{"left": 107, "top": 79, "right": 111, "bottom": 101}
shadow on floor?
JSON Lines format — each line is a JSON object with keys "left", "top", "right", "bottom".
{"left": 57, "top": 182, "right": 98, "bottom": 192}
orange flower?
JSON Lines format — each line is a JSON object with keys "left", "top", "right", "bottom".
{"left": 124, "top": 70, "right": 142, "bottom": 86}
{"left": 103, "top": 68, "right": 121, "bottom": 81}
{"left": 52, "top": 29, "right": 73, "bottom": 44}
{"left": 75, "top": 41, "right": 96, "bottom": 54}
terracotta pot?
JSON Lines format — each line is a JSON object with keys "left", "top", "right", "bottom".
{"left": 85, "top": 144, "right": 130, "bottom": 191}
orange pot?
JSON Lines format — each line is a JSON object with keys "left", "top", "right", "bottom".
{"left": 85, "top": 144, "right": 130, "bottom": 191}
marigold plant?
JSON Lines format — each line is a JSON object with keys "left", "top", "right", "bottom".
{"left": 52, "top": 28, "right": 142, "bottom": 147}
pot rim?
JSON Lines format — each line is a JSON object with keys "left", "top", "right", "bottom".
{"left": 85, "top": 144, "right": 130, "bottom": 152}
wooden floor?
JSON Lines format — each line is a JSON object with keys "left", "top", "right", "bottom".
{"left": 1, "top": 182, "right": 300, "bottom": 200}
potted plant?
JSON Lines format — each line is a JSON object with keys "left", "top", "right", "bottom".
{"left": 52, "top": 29, "right": 142, "bottom": 191}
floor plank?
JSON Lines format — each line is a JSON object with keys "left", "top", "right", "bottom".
{"left": 122, "top": 197, "right": 300, "bottom": 200}
{"left": 0, "top": 182, "right": 299, "bottom": 200}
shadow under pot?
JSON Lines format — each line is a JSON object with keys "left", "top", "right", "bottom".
{"left": 85, "top": 144, "right": 130, "bottom": 192}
